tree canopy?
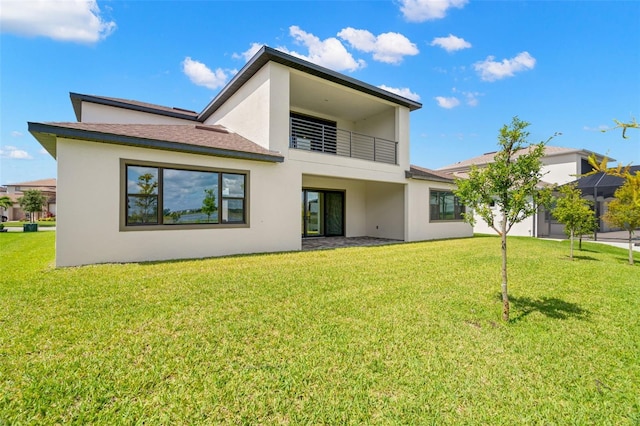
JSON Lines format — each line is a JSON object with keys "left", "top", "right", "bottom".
{"left": 18, "top": 190, "right": 47, "bottom": 223}
{"left": 552, "top": 184, "right": 596, "bottom": 259}
{"left": 602, "top": 179, "right": 640, "bottom": 265}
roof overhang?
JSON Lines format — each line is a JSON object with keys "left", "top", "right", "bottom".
{"left": 405, "top": 166, "right": 456, "bottom": 183}
{"left": 199, "top": 46, "right": 422, "bottom": 122}
{"left": 28, "top": 122, "right": 284, "bottom": 163}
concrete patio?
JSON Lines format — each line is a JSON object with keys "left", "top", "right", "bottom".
{"left": 302, "top": 236, "right": 402, "bottom": 251}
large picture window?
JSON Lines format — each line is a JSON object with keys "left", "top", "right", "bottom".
{"left": 123, "top": 161, "right": 247, "bottom": 229}
{"left": 430, "top": 190, "right": 464, "bottom": 221}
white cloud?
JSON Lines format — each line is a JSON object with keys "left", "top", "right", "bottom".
{"left": 278, "top": 26, "right": 366, "bottom": 72}
{"left": 0, "top": 0, "right": 116, "bottom": 43}
{"left": 474, "top": 51, "right": 536, "bottom": 82}
{"left": 11, "top": 131, "right": 24, "bottom": 137}
{"left": 232, "top": 43, "right": 264, "bottom": 62}
{"left": 338, "top": 28, "right": 418, "bottom": 64}
{"left": 399, "top": 0, "right": 468, "bottom": 22}
{"left": 430, "top": 34, "right": 471, "bottom": 52}
{"left": 182, "top": 57, "right": 231, "bottom": 90}
{"left": 435, "top": 96, "right": 460, "bottom": 109}
{"left": 0, "top": 146, "right": 33, "bottom": 160}
{"left": 452, "top": 87, "right": 482, "bottom": 106}
{"left": 464, "top": 91, "right": 481, "bottom": 106}
{"left": 378, "top": 85, "right": 421, "bottom": 102}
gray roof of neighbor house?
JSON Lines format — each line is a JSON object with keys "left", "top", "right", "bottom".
{"left": 70, "top": 46, "right": 422, "bottom": 124}
{"left": 5, "top": 178, "right": 57, "bottom": 188}
{"left": 28, "top": 122, "right": 284, "bottom": 163}
{"left": 568, "top": 165, "right": 640, "bottom": 198}
{"left": 438, "top": 146, "right": 610, "bottom": 171}
{"left": 406, "top": 165, "right": 456, "bottom": 183}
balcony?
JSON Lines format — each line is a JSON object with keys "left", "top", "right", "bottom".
{"left": 290, "top": 116, "right": 397, "bottom": 165}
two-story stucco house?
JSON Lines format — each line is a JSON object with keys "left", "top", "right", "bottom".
{"left": 438, "top": 146, "right": 609, "bottom": 237}
{"left": 29, "top": 46, "right": 472, "bottom": 267}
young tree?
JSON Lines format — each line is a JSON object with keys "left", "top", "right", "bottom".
{"left": 602, "top": 180, "right": 640, "bottom": 265}
{"left": 454, "top": 117, "right": 554, "bottom": 321}
{"left": 18, "top": 190, "right": 47, "bottom": 223}
{"left": 552, "top": 184, "right": 597, "bottom": 259}
{"left": 201, "top": 188, "right": 217, "bottom": 222}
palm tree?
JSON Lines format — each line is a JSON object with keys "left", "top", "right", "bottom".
{"left": 0, "top": 195, "right": 13, "bottom": 231}
{"left": 0, "top": 195, "right": 13, "bottom": 216}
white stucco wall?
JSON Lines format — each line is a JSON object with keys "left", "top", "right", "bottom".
{"left": 55, "top": 138, "right": 300, "bottom": 267}
{"left": 354, "top": 108, "right": 395, "bottom": 142}
{"left": 541, "top": 153, "right": 582, "bottom": 185}
{"left": 365, "top": 181, "right": 405, "bottom": 240}
{"left": 471, "top": 213, "right": 538, "bottom": 237}
{"left": 81, "top": 103, "right": 195, "bottom": 124}
{"left": 204, "top": 62, "right": 286, "bottom": 151}
{"left": 405, "top": 180, "right": 473, "bottom": 241}
{"left": 289, "top": 150, "right": 406, "bottom": 183}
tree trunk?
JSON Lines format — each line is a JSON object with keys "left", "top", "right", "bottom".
{"left": 629, "top": 231, "right": 634, "bottom": 266}
{"left": 570, "top": 229, "right": 574, "bottom": 260}
{"left": 501, "top": 215, "right": 509, "bottom": 322}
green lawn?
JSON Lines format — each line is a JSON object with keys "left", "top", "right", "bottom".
{"left": 1, "top": 232, "right": 638, "bottom": 424}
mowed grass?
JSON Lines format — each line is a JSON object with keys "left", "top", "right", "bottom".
{"left": 1, "top": 233, "right": 638, "bottom": 424}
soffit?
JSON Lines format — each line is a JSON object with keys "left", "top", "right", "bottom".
{"left": 289, "top": 71, "right": 393, "bottom": 122}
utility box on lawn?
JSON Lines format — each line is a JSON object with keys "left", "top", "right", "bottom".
{"left": 23, "top": 223, "right": 38, "bottom": 232}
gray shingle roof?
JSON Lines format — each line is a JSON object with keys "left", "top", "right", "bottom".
{"left": 438, "top": 146, "right": 609, "bottom": 171}
{"left": 28, "top": 122, "right": 284, "bottom": 163}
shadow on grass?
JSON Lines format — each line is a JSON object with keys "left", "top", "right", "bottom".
{"left": 570, "top": 255, "right": 599, "bottom": 261}
{"left": 507, "top": 295, "right": 590, "bottom": 322}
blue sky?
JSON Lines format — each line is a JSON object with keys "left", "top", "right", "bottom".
{"left": 1, "top": 0, "right": 639, "bottom": 185}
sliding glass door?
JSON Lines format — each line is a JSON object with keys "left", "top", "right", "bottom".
{"left": 302, "top": 189, "right": 344, "bottom": 237}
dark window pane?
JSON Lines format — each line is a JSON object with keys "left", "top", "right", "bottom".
{"left": 430, "top": 191, "right": 464, "bottom": 221}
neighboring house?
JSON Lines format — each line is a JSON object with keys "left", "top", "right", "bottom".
{"left": 566, "top": 165, "right": 640, "bottom": 234}
{"left": 438, "top": 146, "right": 608, "bottom": 237}
{"left": 28, "top": 46, "right": 472, "bottom": 267}
{"left": 0, "top": 178, "right": 56, "bottom": 221}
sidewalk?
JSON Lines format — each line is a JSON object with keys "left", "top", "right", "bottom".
{"left": 544, "top": 230, "right": 640, "bottom": 252}
{"left": 3, "top": 226, "right": 56, "bottom": 232}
